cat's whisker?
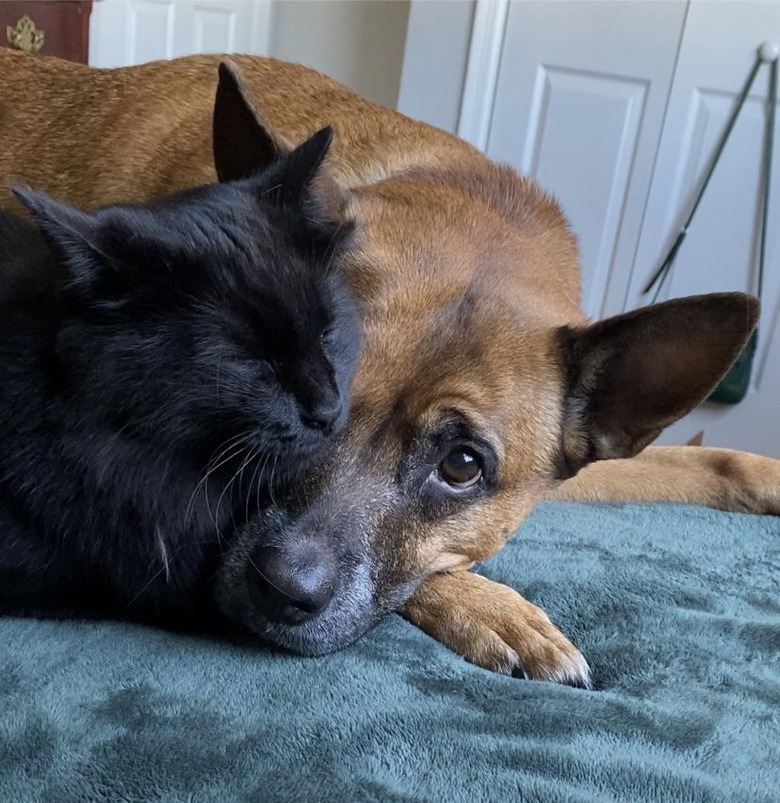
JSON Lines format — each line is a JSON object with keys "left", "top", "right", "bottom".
{"left": 213, "top": 444, "right": 254, "bottom": 544}
{"left": 216, "top": 352, "right": 223, "bottom": 406}
{"left": 129, "top": 538, "right": 223, "bottom": 607}
{"left": 184, "top": 430, "right": 253, "bottom": 530}
{"left": 156, "top": 525, "right": 170, "bottom": 583}
{"left": 255, "top": 449, "right": 273, "bottom": 521}
{"left": 203, "top": 440, "right": 248, "bottom": 527}
{"left": 247, "top": 553, "right": 309, "bottom": 605}
{"left": 245, "top": 449, "right": 266, "bottom": 526}
{"left": 200, "top": 431, "right": 253, "bottom": 490}
{"left": 268, "top": 453, "right": 280, "bottom": 508}
{"left": 207, "top": 428, "right": 254, "bottom": 467}
{"left": 227, "top": 448, "right": 260, "bottom": 532}
{"left": 209, "top": 448, "right": 245, "bottom": 537}
{"left": 297, "top": 368, "right": 319, "bottom": 385}
{"left": 186, "top": 443, "right": 246, "bottom": 529}
{"left": 234, "top": 447, "right": 260, "bottom": 530}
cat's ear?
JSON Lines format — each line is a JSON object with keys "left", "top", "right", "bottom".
{"left": 13, "top": 186, "right": 107, "bottom": 288}
{"left": 213, "top": 60, "right": 293, "bottom": 183}
{"left": 559, "top": 293, "right": 759, "bottom": 473}
{"left": 263, "top": 127, "right": 352, "bottom": 242}
{"left": 273, "top": 126, "right": 334, "bottom": 197}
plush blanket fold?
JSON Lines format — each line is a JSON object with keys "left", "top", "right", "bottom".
{"left": 1, "top": 502, "right": 777, "bottom": 802}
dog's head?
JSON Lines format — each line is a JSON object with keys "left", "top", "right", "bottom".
{"left": 212, "top": 63, "right": 759, "bottom": 654}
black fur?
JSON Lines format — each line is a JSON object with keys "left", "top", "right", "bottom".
{"left": 0, "top": 129, "right": 359, "bottom": 626}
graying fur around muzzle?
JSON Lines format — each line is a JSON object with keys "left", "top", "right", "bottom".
{"left": 216, "top": 501, "right": 380, "bottom": 655}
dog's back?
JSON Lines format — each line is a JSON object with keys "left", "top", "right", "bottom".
{"left": 0, "top": 50, "right": 477, "bottom": 206}
{"left": 0, "top": 51, "right": 584, "bottom": 324}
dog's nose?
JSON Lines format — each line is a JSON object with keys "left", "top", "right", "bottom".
{"left": 247, "top": 542, "right": 338, "bottom": 623}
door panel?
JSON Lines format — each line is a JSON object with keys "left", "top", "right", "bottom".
{"left": 487, "top": 0, "right": 687, "bottom": 319}
{"left": 89, "top": 0, "right": 270, "bottom": 67}
{"left": 625, "top": 0, "right": 780, "bottom": 455}
{"left": 193, "top": 7, "right": 238, "bottom": 53}
{"left": 522, "top": 66, "right": 648, "bottom": 317}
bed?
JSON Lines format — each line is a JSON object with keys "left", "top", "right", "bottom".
{"left": 1, "top": 501, "right": 777, "bottom": 802}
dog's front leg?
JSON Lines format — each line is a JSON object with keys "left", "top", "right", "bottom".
{"left": 549, "top": 446, "right": 780, "bottom": 515}
{"left": 401, "top": 571, "right": 591, "bottom": 688}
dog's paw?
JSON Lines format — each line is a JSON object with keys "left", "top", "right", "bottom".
{"left": 719, "top": 450, "right": 780, "bottom": 516}
{"left": 402, "top": 571, "right": 591, "bottom": 689}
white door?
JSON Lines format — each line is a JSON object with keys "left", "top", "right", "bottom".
{"left": 624, "top": 0, "right": 780, "bottom": 456}
{"left": 89, "top": 0, "right": 271, "bottom": 67}
{"left": 485, "top": 0, "right": 687, "bottom": 320}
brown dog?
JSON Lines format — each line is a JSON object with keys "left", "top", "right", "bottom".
{"left": 1, "top": 51, "right": 778, "bottom": 687}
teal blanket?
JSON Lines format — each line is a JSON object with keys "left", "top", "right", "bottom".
{"left": 1, "top": 502, "right": 777, "bottom": 802}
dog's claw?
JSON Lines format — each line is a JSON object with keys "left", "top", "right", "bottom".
{"left": 403, "top": 571, "right": 592, "bottom": 689}
{"left": 510, "top": 662, "right": 531, "bottom": 681}
{"left": 536, "top": 653, "right": 592, "bottom": 690}
{"left": 506, "top": 640, "right": 591, "bottom": 688}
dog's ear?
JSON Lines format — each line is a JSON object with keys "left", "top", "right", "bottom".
{"left": 559, "top": 293, "right": 759, "bottom": 472}
{"left": 213, "top": 62, "right": 349, "bottom": 237}
{"left": 213, "top": 60, "right": 293, "bottom": 182}
{"left": 13, "top": 187, "right": 108, "bottom": 289}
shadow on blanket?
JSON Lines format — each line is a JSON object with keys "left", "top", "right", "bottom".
{"left": 0, "top": 502, "right": 777, "bottom": 802}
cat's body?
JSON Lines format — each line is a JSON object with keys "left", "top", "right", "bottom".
{"left": 0, "top": 129, "right": 359, "bottom": 626}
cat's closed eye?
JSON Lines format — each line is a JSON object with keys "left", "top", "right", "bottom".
{"left": 233, "top": 354, "right": 275, "bottom": 378}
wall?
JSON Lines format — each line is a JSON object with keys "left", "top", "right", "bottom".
{"left": 269, "top": 1, "right": 411, "bottom": 108}
{"left": 397, "top": 0, "right": 475, "bottom": 133}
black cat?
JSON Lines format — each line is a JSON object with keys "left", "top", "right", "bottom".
{"left": 0, "top": 127, "right": 359, "bottom": 626}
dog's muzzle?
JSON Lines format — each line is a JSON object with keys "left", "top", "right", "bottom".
{"left": 246, "top": 541, "right": 340, "bottom": 625}
{"left": 215, "top": 506, "right": 379, "bottom": 656}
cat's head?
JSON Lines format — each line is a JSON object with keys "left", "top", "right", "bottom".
{"left": 14, "top": 125, "right": 359, "bottom": 482}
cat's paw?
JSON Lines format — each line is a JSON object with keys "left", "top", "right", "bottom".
{"left": 402, "top": 571, "right": 591, "bottom": 688}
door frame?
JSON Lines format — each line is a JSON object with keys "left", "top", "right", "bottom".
{"left": 456, "top": 0, "right": 510, "bottom": 149}
{"left": 398, "top": 0, "right": 509, "bottom": 144}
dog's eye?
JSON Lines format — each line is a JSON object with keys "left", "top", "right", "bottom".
{"left": 438, "top": 448, "right": 483, "bottom": 489}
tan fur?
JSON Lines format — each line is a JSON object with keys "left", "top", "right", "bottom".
{"left": 0, "top": 50, "right": 481, "bottom": 208}
{"left": 551, "top": 446, "right": 780, "bottom": 514}
{"left": 1, "top": 50, "right": 777, "bottom": 685}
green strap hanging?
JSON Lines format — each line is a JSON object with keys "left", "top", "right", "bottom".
{"left": 643, "top": 43, "right": 777, "bottom": 405}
